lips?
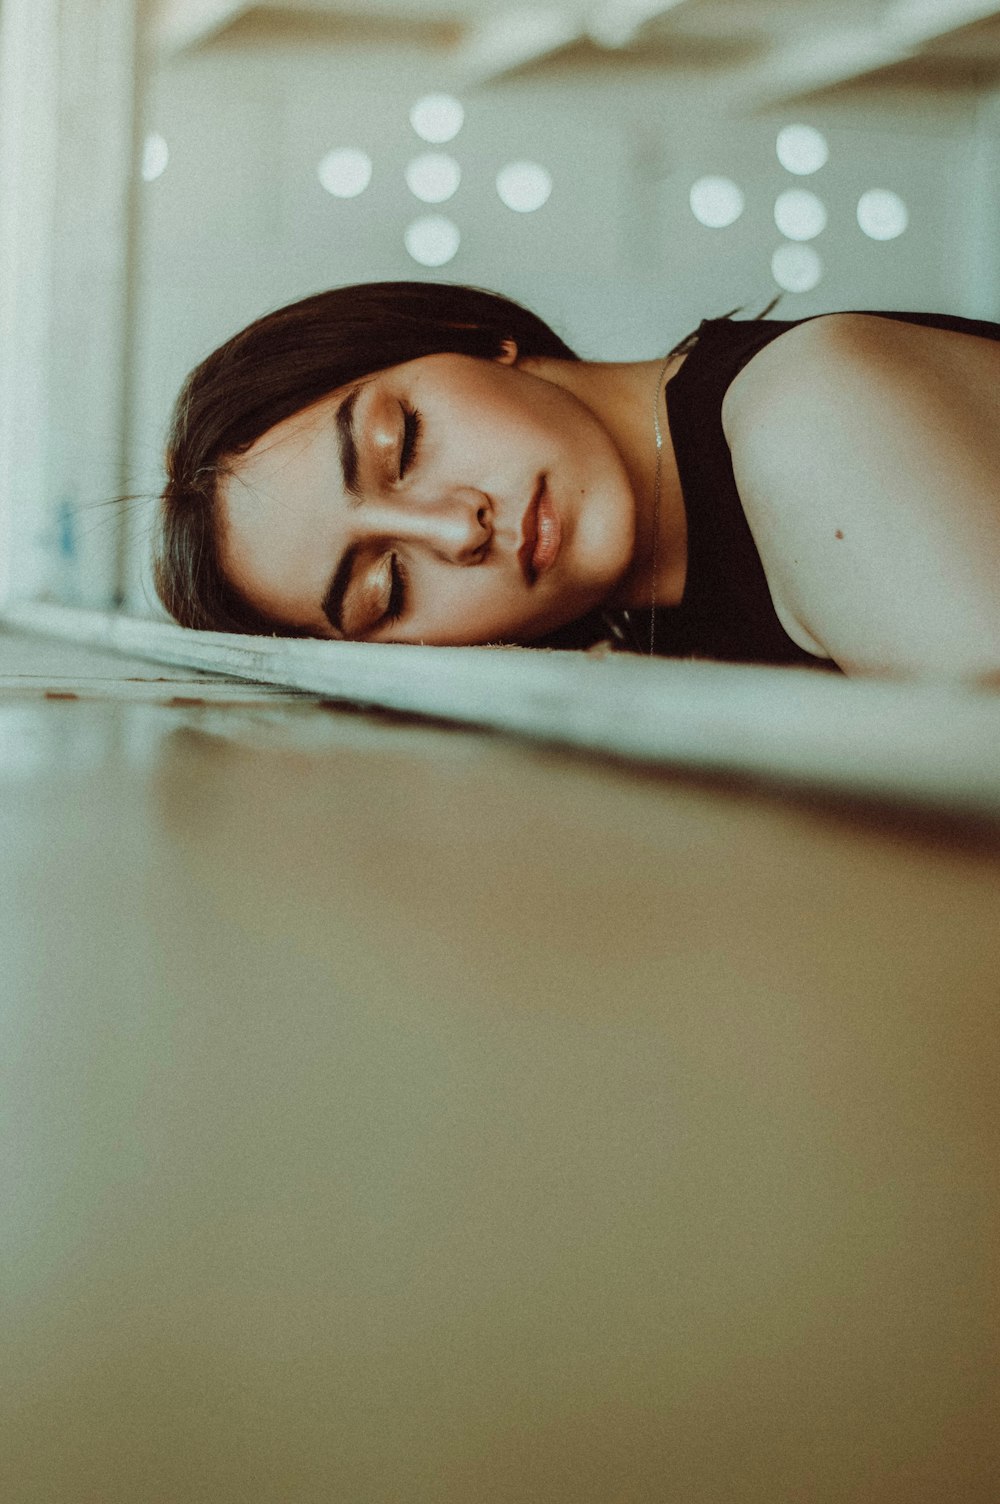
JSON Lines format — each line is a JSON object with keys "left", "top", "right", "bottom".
{"left": 518, "top": 475, "right": 561, "bottom": 585}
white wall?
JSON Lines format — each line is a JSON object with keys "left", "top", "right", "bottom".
{"left": 0, "top": 0, "right": 60, "bottom": 607}
{"left": 27, "top": 22, "right": 1000, "bottom": 610}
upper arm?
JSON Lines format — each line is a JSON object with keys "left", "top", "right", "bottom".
{"left": 723, "top": 314, "right": 1000, "bottom": 681}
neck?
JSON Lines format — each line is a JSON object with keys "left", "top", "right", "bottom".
{"left": 519, "top": 352, "right": 689, "bottom": 611}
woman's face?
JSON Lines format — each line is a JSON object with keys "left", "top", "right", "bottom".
{"left": 217, "top": 347, "right": 637, "bottom": 645}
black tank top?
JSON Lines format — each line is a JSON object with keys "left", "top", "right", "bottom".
{"left": 601, "top": 308, "right": 1000, "bottom": 669}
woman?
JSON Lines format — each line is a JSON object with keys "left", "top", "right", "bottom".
{"left": 156, "top": 281, "right": 1000, "bottom": 679}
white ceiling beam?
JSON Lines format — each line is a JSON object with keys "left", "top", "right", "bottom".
{"left": 150, "top": 0, "right": 1000, "bottom": 80}
{"left": 586, "top": 0, "right": 694, "bottom": 51}
{"left": 888, "top": 0, "right": 1000, "bottom": 32}
{"left": 454, "top": 0, "right": 699, "bottom": 86}
{"left": 731, "top": 0, "right": 1000, "bottom": 112}
{"left": 150, "top": 0, "right": 251, "bottom": 58}
{"left": 453, "top": 6, "right": 585, "bottom": 86}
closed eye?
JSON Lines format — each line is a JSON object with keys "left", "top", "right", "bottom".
{"left": 399, "top": 406, "right": 422, "bottom": 478}
{"left": 383, "top": 552, "right": 407, "bottom": 626}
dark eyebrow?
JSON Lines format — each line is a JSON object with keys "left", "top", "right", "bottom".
{"left": 336, "top": 386, "right": 364, "bottom": 498}
{"left": 320, "top": 541, "right": 360, "bottom": 636}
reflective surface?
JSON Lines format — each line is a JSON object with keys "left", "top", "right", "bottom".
{"left": 2, "top": 631, "right": 998, "bottom": 1503}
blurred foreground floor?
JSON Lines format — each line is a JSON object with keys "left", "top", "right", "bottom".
{"left": 1, "top": 629, "right": 998, "bottom": 1503}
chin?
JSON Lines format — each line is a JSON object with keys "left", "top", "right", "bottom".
{"left": 574, "top": 517, "right": 634, "bottom": 597}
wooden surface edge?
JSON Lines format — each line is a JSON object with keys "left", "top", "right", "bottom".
{"left": 2, "top": 602, "right": 998, "bottom": 823}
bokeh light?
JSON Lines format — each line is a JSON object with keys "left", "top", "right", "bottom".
{"left": 495, "top": 162, "right": 553, "bottom": 213}
{"left": 771, "top": 243, "right": 823, "bottom": 292}
{"left": 409, "top": 95, "right": 465, "bottom": 145}
{"left": 773, "top": 189, "right": 827, "bottom": 242}
{"left": 317, "top": 148, "right": 373, "bottom": 199}
{"left": 857, "top": 189, "right": 909, "bottom": 241}
{"left": 404, "top": 215, "right": 461, "bottom": 266}
{"left": 776, "top": 124, "right": 829, "bottom": 176}
{"left": 689, "top": 176, "right": 745, "bottom": 229}
{"left": 405, "top": 153, "right": 461, "bottom": 204}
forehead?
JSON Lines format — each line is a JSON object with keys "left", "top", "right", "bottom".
{"left": 215, "top": 388, "right": 350, "bottom": 599}
{"left": 234, "top": 386, "right": 348, "bottom": 482}
{"left": 218, "top": 349, "right": 505, "bottom": 536}
{"left": 221, "top": 377, "right": 358, "bottom": 503}
{"left": 219, "top": 351, "right": 482, "bottom": 507}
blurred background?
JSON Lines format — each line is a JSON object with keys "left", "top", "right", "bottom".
{"left": 2, "top": 0, "right": 1000, "bottom": 620}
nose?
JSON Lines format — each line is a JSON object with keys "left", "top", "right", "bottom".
{"left": 367, "top": 489, "right": 492, "bottom": 562}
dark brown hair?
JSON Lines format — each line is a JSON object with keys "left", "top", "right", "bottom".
{"left": 155, "top": 279, "right": 586, "bottom": 640}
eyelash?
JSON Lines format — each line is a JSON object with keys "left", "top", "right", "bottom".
{"left": 399, "top": 405, "right": 423, "bottom": 478}
{"left": 380, "top": 404, "right": 419, "bottom": 629}
{"left": 384, "top": 552, "right": 407, "bottom": 625}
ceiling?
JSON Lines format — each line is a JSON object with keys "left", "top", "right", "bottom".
{"left": 150, "top": 0, "right": 1000, "bottom": 107}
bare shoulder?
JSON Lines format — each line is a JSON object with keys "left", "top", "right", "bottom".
{"left": 719, "top": 313, "right": 1000, "bottom": 680}
{"left": 721, "top": 312, "right": 1000, "bottom": 441}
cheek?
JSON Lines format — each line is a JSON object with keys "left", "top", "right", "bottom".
{"left": 575, "top": 482, "right": 635, "bottom": 585}
{"left": 422, "top": 568, "right": 520, "bottom": 639}
{"left": 420, "top": 565, "right": 606, "bottom": 647}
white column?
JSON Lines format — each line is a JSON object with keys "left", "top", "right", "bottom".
{"left": 0, "top": 0, "right": 144, "bottom": 610}
{"left": 0, "top": 0, "right": 61, "bottom": 604}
